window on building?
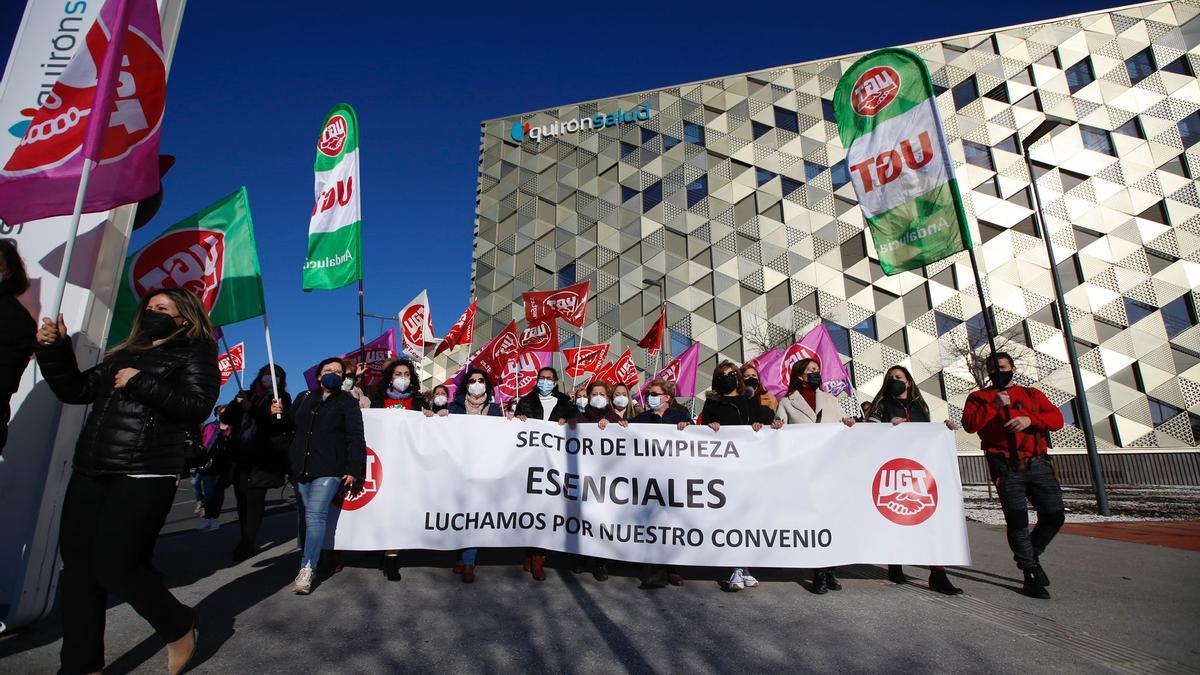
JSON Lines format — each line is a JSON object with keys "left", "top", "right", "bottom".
{"left": 683, "top": 121, "right": 705, "bottom": 145}
{"left": 962, "top": 140, "right": 995, "bottom": 170}
{"left": 1162, "top": 295, "right": 1197, "bottom": 338}
{"left": 1148, "top": 397, "right": 1182, "bottom": 426}
{"left": 1114, "top": 117, "right": 1144, "bottom": 138}
{"left": 1013, "top": 91, "right": 1042, "bottom": 111}
{"left": 994, "top": 134, "right": 1019, "bottom": 154}
{"left": 780, "top": 176, "right": 803, "bottom": 196}
{"left": 669, "top": 329, "right": 690, "bottom": 360}
{"left": 621, "top": 186, "right": 638, "bottom": 203}
{"left": 984, "top": 83, "right": 1009, "bottom": 103}
{"left": 1060, "top": 401, "right": 1078, "bottom": 429}
{"left": 620, "top": 141, "right": 637, "bottom": 159}
{"left": 774, "top": 106, "right": 800, "bottom": 133}
{"left": 686, "top": 175, "right": 708, "bottom": 208}
{"left": 663, "top": 134, "right": 681, "bottom": 151}
{"left": 823, "top": 321, "right": 852, "bottom": 356}
{"left": 561, "top": 335, "right": 576, "bottom": 351}
{"left": 821, "top": 99, "right": 836, "bottom": 122}
{"left": 1191, "top": 412, "right": 1200, "bottom": 443}
{"left": 1065, "top": 58, "right": 1095, "bottom": 94}
{"left": 1178, "top": 111, "right": 1200, "bottom": 148}
{"left": 558, "top": 262, "right": 576, "bottom": 287}
{"left": 1125, "top": 297, "right": 1156, "bottom": 326}
{"left": 1126, "top": 48, "right": 1156, "bottom": 85}
{"left": 934, "top": 311, "right": 962, "bottom": 336}
{"left": 642, "top": 180, "right": 663, "bottom": 212}
{"left": 952, "top": 77, "right": 980, "bottom": 110}
{"left": 756, "top": 167, "right": 776, "bottom": 186}
{"left": 966, "top": 313, "right": 989, "bottom": 349}
{"left": 752, "top": 121, "right": 771, "bottom": 140}
{"left": 831, "top": 160, "right": 850, "bottom": 190}
{"left": 804, "top": 162, "right": 825, "bottom": 182}
{"left": 853, "top": 316, "right": 877, "bottom": 340}
{"left": 1161, "top": 56, "right": 1195, "bottom": 77}
{"left": 641, "top": 127, "right": 657, "bottom": 144}
{"left": 1080, "top": 125, "right": 1115, "bottom": 155}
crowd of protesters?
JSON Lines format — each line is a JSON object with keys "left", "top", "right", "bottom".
{"left": 0, "top": 243, "right": 1067, "bottom": 672}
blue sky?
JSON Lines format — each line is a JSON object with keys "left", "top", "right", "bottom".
{"left": 2, "top": 0, "right": 1117, "bottom": 398}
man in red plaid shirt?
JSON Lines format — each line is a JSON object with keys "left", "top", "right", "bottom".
{"left": 962, "top": 352, "right": 1065, "bottom": 599}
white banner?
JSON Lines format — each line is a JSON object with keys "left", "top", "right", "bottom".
{"left": 329, "top": 412, "right": 971, "bottom": 567}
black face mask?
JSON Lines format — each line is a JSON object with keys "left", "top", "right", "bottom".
{"left": 715, "top": 373, "right": 738, "bottom": 394}
{"left": 989, "top": 370, "right": 1014, "bottom": 389}
{"left": 804, "top": 373, "right": 821, "bottom": 388}
{"left": 141, "top": 310, "right": 179, "bottom": 339}
{"left": 744, "top": 377, "right": 759, "bottom": 391}
{"left": 886, "top": 379, "right": 907, "bottom": 397}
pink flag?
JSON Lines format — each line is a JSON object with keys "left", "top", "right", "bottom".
{"left": 747, "top": 347, "right": 786, "bottom": 399}
{"left": 303, "top": 328, "right": 398, "bottom": 391}
{"left": 637, "top": 341, "right": 701, "bottom": 401}
{"left": 774, "top": 324, "right": 854, "bottom": 398}
{"left": 0, "top": 0, "right": 166, "bottom": 224}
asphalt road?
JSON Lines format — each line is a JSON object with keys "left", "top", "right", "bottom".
{"left": 0, "top": 483, "right": 1197, "bottom": 674}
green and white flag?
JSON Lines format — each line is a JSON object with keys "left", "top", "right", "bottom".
{"left": 304, "top": 103, "right": 362, "bottom": 291}
{"left": 833, "top": 48, "right": 972, "bottom": 275}
{"left": 109, "top": 187, "right": 267, "bottom": 346}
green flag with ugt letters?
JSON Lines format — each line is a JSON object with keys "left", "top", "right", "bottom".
{"left": 304, "top": 103, "right": 362, "bottom": 290}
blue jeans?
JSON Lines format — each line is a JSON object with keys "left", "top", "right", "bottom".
{"left": 294, "top": 477, "right": 341, "bottom": 570}
{"left": 461, "top": 548, "right": 478, "bottom": 565}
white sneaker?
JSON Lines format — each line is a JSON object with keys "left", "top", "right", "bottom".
{"left": 728, "top": 568, "right": 745, "bottom": 592}
{"left": 206, "top": 518, "right": 221, "bottom": 531}
{"left": 292, "top": 567, "right": 314, "bottom": 595}
{"left": 742, "top": 570, "right": 760, "bottom": 588}
{"left": 192, "top": 518, "right": 211, "bottom": 531}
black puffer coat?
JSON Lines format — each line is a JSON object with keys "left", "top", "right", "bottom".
{"left": 36, "top": 336, "right": 220, "bottom": 475}
{"left": 0, "top": 293, "right": 36, "bottom": 450}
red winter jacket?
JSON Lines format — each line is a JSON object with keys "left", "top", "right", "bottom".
{"left": 962, "top": 385, "right": 1064, "bottom": 464}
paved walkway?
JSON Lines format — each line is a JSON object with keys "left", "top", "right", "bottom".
{"left": 1, "top": 486, "right": 1197, "bottom": 674}
{"left": 1060, "top": 521, "right": 1200, "bottom": 552}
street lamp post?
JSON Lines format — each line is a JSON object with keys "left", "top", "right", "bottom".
{"left": 1019, "top": 117, "right": 1111, "bottom": 517}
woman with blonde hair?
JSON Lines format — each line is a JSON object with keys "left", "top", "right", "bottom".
{"left": 36, "top": 287, "right": 219, "bottom": 675}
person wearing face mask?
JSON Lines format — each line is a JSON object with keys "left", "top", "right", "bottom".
{"left": 700, "top": 362, "right": 773, "bottom": 592}
{"left": 341, "top": 362, "right": 371, "bottom": 409}
{"left": 442, "top": 369, "right": 502, "bottom": 582}
{"left": 228, "top": 363, "right": 291, "bottom": 563}
{"left": 512, "top": 367, "right": 573, "bottom": 580}
{"left": 962, "top": 352, "right": 1064, "bottom": 600}
{"left": 271, "top": 356, "right": 365, "bottom": 595}
{"left": 371, "top": 359, "right": 428, "bottom": 413}
{"left": 631, "top": 378, "right": 692, "bottom": 588}
{"left": 739, "top": 363, "right": 778, "bottom": 415}
{"left": 0, "top": 239, "right": 35, "bottom": 456}
{"left": 564, "top": 380, "right": 624, "bottom": 581}
{"left": 866, "top": 365, "right": 962, "bottom": 595}
{"left": 35, "top": 287, "right": 219, "bottom": 675}
{"left": 607, "top": 382, "right": 642, "bottom": 421}
{"left": 571, "top": 384, "right": 590, "bottom": 418}
{"left": 771, "top": 358, "right": 856, "bottom": 594}
{"left": 424, "top": 384, "right": 452, "bottom": 415}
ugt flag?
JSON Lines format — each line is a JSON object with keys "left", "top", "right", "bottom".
{"left": 303, "top": 328, "right": 397, "bottom": 391}
{"left": 399, "top": 290, "right": 436, "bottom": 358}
{"left": 434, "top": 298, "right": 477, "bottom": 356}
{"left": 637, "top": 341, "right": 700, "bottom": 400}
{"left": 304, "top": 103, "right": 362, "bottom": 291}
{"left": 523, "top": 281, "right": 590, "bottom": 328}
{"left": 769, "top": 324, "right": 855, "bottom": 399}
{"left": 0, "top": 0, "right": 165, "bottom": 224}
{"left": 217, "top": 342, "right": 245, "bottom": 387}
{"left": 833, "top": 49, "right": 972, "bottom": 275}
{"left": 108, "top": 188, "right": 266, "bottom": 345}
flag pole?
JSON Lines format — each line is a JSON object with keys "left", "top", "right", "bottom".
{"left": 262, "top": 313, "right": 282, "bottom": 418}
{"left": 965, "top": 247, "right": 998, "bottom": 357}
{"left": 357, "top": 278, "right": 366, "bottom": 381}
{"left": 47, "top": 159, "right": 96, "bottom": 322}
{"left": 219, "top": 333, "right": 245, "bottom": 391}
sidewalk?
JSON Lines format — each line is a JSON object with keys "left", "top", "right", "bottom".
{"left": 1, "top": 487, "right": 1197, "bottom": 674}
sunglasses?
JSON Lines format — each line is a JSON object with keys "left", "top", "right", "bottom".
{"left": 467, "top": 378, "right": 486, "bottom": 384}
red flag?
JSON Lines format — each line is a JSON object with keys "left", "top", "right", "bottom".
{"left": 563, "top": 343, "right": 610, "bottom": 379}
{"left": 609, "top": 348, "right": 639, "bottom": 388}
{"left": 434, "top": 298, "right": 477, "bottom": 356}
{"left": 638, "top": 306, "right": 666, "bottom": 356}
{"left": 519, "top": 316, "right": 560, "bottom": 353}
{"left": 216, "top": 342, "right": 245, "bottom": 387}
{"left": 588, "top": 361, "right": 615, "bottom": 387}
{"left": 523, "top": 281, "right": 590, "bottom": 328}
{"left": 471, "top": 321, "right": 520, "bottom": 380}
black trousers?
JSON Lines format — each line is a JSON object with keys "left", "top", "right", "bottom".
{"left": 201, "top": 474, "right": 228, "bottom": 519}
{"left": 997, "top": 458, "right": 1065, "bottom": 570}
{"left": 59, "top": 473, "right": 193, "bottom": 674}
{"left": 232, "top": 471, "right": 267, "bottom": 552}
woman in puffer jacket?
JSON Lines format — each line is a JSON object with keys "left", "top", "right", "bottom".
{"left": 35, "top": 286, "right": 219, "bottom": 675}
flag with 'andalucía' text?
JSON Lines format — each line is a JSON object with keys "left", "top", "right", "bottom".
{"left": 833, "top": 48, "right": 972, "bottom": 275}
{"left": 304, "top": 103, "right": 362, "bottom": 291}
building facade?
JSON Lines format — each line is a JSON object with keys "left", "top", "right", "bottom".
{"left": 466, "top": 1, "right": 1200, "bottom": 471}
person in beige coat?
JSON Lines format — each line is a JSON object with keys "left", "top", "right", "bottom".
{"left": 771, "top": 357, "right": 855, "bottom": 594}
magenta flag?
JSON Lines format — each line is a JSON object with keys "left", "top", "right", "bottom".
{"left": 747, "top": 347, "right": 787, "bottom": 399}
{"left": 774, "top": 324, "right": 854, "bottom": 398}
{"left": 303, "top": 328, "right": 398, "bottom": 392}
{"left": 0, "top": 0, "right": 165, "bottom": 224}
{"left": 638, "top": 341, "right": 701, "bottom": 402}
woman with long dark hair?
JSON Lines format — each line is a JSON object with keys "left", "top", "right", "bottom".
{"left": 0, "top": 239, "right": 35, "bottom": 455}
{"left": 229, "top": 363, "right": 291, "bottom": 562}
{"left": 442, "top": 368, "right": 502, "bottom": 582}
{"left": 36, "top": 286, "right": 219, "bottom": 675}
{"left": 370, "top": 358, "right": 427, "bottom": 412}
{"left": 867, "top": 365, "right": 962, "bottom": 595}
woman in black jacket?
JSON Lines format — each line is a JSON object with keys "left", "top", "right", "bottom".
{"left": 35, "top": 286, "right": 219, "bottom": 675}
{"left": 0, "top": 239, "right": 35, "bottom": 455}
{"left": 230, "top": 363, "right": 291, "bottom": 562}
{"left": 272, "top": 356, "right": 365, "bottom": 595}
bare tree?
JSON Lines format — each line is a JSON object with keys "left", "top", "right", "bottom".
{"left": 743, "top": 314, "right": 792, "bottom": 359}
{"left": 939, "top": 324, "right": 1034, "bottom": 390}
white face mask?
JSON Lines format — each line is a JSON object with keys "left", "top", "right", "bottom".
{"left": 575, "top": 397, "right": 588, "bottom": 411}
{"left": 392, "top": 377, "right": 410, "bottom": 392}
{"left": 433, "top": 394, "right": 448, "bottom": 407}
{"left": 647, "top": 395, "right": 663, "bottom": 410}
{"left": 612, "top": 395, "right": 629, "bottom": 409}
{"left": 467, "top": 382, "right": 486, "bottom": 397}
{"left": 590, "top": 394, "right": 608, "bottom": 409}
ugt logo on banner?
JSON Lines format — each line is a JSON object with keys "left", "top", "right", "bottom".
{"left": 130, "top": 229, "right": 225, "bottom": 312}
{"left": 338, "top": 447, "right": 383, "bottom": 511}
{"left": 872, "top": 458, "right": 938, "bottom": 526}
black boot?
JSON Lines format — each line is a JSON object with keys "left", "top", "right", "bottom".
{"left": 887, "top": 565, "right": 907, "bottom": 584}
{"left": 929, "top": 568, "right": 963, "bottom": 595}
{"left": 382, "top": 554, "right": 402, "bottom": 582}
{"left": 593, "top": 562, "right": 609, "bottom": 582}
{"left": 811, "top": 569, "right": 828, "bottom": 594}
{"left": 1022, "top": 569, "right": 1049, "bottom": 599}
{"left": 1031, "top": 563, "right": 1050, "bottom": 587}
{"left": 825, "top": 568, "right": 842, "bottom": 591}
